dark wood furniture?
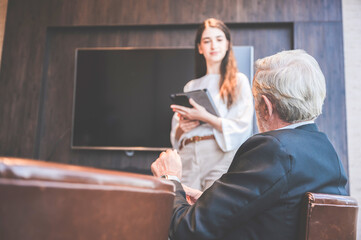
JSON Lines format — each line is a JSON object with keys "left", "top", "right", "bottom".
{"left": 299, "top": 192, "right": 358, "bottom": 240}
{"left": 0, "top": 156, "right": 175, "bottom": 240}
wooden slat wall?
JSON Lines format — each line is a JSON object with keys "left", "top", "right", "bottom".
{"left": 0, "top": 0, "right": 347, "bottom": 175}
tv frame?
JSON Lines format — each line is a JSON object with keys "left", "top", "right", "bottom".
{"left": 71, "top": 46, "right": 254, "bottom": 151}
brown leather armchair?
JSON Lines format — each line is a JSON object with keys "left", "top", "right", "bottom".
{"left": 0, "top": 157, "right": 175, "bottom": 240}
{"left": 299, "top": 192, "right": 359, "bottom": 240}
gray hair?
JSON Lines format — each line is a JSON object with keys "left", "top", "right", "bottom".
{"left": 253, "top": 49, "right": 326, "bottom": 123}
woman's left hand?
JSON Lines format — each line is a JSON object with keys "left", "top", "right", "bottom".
{"left": 172, "top": 98, "right": 223, "bottom": 132}
{"left": 171, "top": 98, "right": 209, "bottom": 122}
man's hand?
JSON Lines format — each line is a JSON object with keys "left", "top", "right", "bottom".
{"left": 182, "top": 184, "right": 203, "bottom": 205}
{"left": 151, "top": 149, "right": 182, "bottom": 180}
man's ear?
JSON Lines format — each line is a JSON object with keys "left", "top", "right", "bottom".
{"left": 261, "top": 95, "right": 273, "bottom": 118}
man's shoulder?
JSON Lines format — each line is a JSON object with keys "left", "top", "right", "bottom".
{"left": 235, "top": 123, "right": 335, "bottom": 167}
{"left": 228, "top": 130, "right": 294, "bottom": 183}
{"left": 234, "top": 132, "right": 287, "bottom": 161}
{"left": 252, "top": 124, "right": 320, "bottom": 143}
{"left": 243, "top": 132, "right": 282, "bottom": 148}
{"left": 236, "top": 124, "right": 322, "bottom": 158}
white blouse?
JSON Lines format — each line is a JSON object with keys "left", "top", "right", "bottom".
{"left": 170, "top": 73, "right": 254, "bottom": 152}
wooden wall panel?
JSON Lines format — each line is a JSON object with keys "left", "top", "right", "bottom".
{"left": 230, "top": 23, "right": 293, "bottom": 60}
{"left": 0, "top": 0, "right": 48, "bottom": 157}
{"left": 0, "top": 0, "right": 347, "bottom": 176}
{"left": 37, "top": 26, "right": 197, "bottom": 171}
{"left": 5, "top": 0, "right": 341, "bottom": 28}
{"left": 294, "top": 22, "right": 348, "bottom": 171}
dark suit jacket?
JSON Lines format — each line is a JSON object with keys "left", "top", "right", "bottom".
{"left": 169, "top": 124, "right": 348, "bottom": 240}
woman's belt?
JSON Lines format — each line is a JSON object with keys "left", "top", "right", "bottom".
{"left": 179, "top": 135, "right": 215, "bottom": 150}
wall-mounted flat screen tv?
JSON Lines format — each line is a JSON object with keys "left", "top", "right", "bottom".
{"left": 72, "top": 47, "right": 253, "bottom": 151}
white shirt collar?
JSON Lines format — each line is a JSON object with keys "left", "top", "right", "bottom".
{"left": 277, "top": 120, "right": 315, "bottom": 130}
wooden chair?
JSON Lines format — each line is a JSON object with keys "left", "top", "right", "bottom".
{"left": 299, "top": 192, "right": 358, "bottom": 240}
{"left": 0, "top": 157, "right": 175, "bottom": 240}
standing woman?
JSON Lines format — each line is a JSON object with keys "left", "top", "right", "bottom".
{"left": 170, "top": 18, "right": 254, "bottom": 191}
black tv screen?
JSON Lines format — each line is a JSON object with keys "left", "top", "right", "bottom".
{"left": 72, "top": 47, "right": 253, "bottom": 150}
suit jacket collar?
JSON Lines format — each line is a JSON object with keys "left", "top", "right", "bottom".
{"left": 295, "top": 123, "right": 318, "bottom": 132}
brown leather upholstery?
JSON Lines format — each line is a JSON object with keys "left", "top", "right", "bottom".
{"left": 0, "top": 157, "right": 175, "bottom": 240}
{"left": 299, "top": 192, "right": 359, "bottom": 240}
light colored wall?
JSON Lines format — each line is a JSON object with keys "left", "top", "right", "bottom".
{"left": 342, "top": 0, "right": 361, "bottom": 238}
{"left": 0, "top": 0, "right": 7, "bottom": 66}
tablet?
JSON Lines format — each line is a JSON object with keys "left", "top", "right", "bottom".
{"left": 170, "top": 89, "right": 220, "bottom": 117}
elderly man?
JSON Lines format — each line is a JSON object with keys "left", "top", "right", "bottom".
{"left": 151, "top": 50, "right": 348, "bottom": 240}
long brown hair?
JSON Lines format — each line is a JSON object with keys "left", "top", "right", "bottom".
{"left": 194, "top": 18, "right": 239, "bottom": 108}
